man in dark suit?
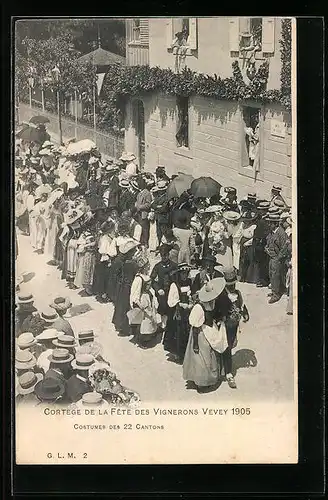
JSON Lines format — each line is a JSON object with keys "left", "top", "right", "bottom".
{"left": 253, "top": 200, "right": 271, "bottom": 287}
{"left": 265, "top": 213, "right": 288, "bottom": 304}
{"left": 66, "top": 354, "right": 95, "bottom": 404}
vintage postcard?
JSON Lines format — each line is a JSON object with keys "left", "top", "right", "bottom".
{"left": 14, "top": 16, "right": 297, "bottom": 465}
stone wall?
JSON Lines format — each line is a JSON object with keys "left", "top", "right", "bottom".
{"left": 125, "top": 93, "right": 292, "bottom": 202}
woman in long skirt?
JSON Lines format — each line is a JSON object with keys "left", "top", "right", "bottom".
{"left": 74, "top": 231, "right": 97, "bottom": 294}
{"left": 239, "top": 212, "right": 257, "bottom": 283}
{"left": 164, "top": 264, "right": 193, "bottom": 363}
{"left": 112, "top": 241, "right": 140, "bottom": 335}
{"left": 183, "top": 277, "right": 226, "bottom": 393}
{"left": 60, "top": 209, "right": 84, "bottom": 288}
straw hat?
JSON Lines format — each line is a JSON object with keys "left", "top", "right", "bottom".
{"left": 75, "top": 342, "right": 103, "bottom": 359}
{"left": 17, "top": 332, "right": 37, "bottom": 349}
{"left": 223, "top": 211, "right": 241, "bottom": 222}
{"left": 48, "top": 348, "right": 74, "bottom": 364}
{"left": 17, "top": 371, "right": 43, "bottom": 395}
{"left": 53, "top": 333, "right": 78, "bottom": 349}
{"left": 75, "top": 391, "right": 109, "bottom": 408}
{"left": 198, "top": 277, "right": 226, "bottom": 302}
{"left": 40, "top": 307, "right": 59, "bottom": 323}
{"left": 34, "top": 377, "right": 65, "bottom": 401}
{"left": 205, "top": 205, "right": 224, "bottom": 213}
{"left": 120, "top": 152, "right": 136, "bottom": 162}
{"left": 119, "top": 179, "right": 130, "bottom": 189}
{"left": 256, "top": 200, "right": 270, "bottom": 210}
{"left": 71, "top": 354, "right": 95, "bottom": 371}
{"left": 36, "top": 329, "right": 59, "bottom": 341}
{"left": 78, "top": 330, "right": 96, "bottom": 343}
{"left": 42, "top": 141, "right": 54, "bottom": 148}
{"left": 273, "top": 199, "right": 285, "bottom": 208}
{"left": 17, "top": 292, "right": 34, "bottom": 304}
{"left": 15, "top": 350, "right": 37, "bottom": 370}
{"left": 119, "top": 239, "right": 139, "bottom": 255}
{"left": 170, "top": 262, "right": 191, "bottom": 275}
{"left": 50, "top": 296, "right": 72, "bottom": 313}
{"left": 38, "top": 148, "right": 52, "bottom": 156}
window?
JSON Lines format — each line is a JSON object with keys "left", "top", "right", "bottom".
{"left": 132, "top": 19, "right": 141, "bottom": 42}
{"left": 166, "top": 18, "right": 198, "bottom": 51}
{"left": 176, "top": 96, "right": 189, "bottom": 148}
{"left": 129, "top": 19, "right": 149, "bottom": 45}
{"left": 229, "top": 17, "right": 275, "bottom": 56}
{"left": 241, "top": 106, "right": 260, "bottom": 172}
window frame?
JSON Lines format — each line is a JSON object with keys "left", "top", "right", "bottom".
{"left": 229, "top": 17, "right": 275, "bottom": 60}
{"left": 174, "top": 95, "right": 194, "bottom": 159}
{"left": 128, "top": 18, "right": 149, "bottom": 47}
{"left": 239, "top": 102, "right": 264, "bottom": 181}
{"left": 166, "top": 18, "right": 198, "bottom": 55}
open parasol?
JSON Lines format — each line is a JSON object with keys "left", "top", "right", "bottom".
{"left": 16, "top": 126, "right": 43, "bottom": 143}
{"left": 166, "top": 172, "right": 194, "bottom": 200}
{"left": 29, "top": 115, "right": 50, "bottom": 125}
{"left": 190, "top": 176, "right": 222, "bottom": 198}
{"left": 66, "top": 139, "right": 96, "bottom": 155}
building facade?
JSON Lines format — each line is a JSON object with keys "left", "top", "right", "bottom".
{"left": 125, "top": 17, "right": 292, "bottom": 202}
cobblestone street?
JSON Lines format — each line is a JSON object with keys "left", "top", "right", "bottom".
{"left": 16, "top": 231, "right": 294, "bottom": 403}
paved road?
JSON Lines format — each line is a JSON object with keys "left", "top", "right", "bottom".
{"left": 16, "top": 232, "right": 294, "bottom": 403}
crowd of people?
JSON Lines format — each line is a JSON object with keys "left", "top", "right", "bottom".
{"left": 15, "top": 128, "right": 294, "bottom": 402}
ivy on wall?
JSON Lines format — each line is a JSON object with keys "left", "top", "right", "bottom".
{"left": 280, "top": 18, "right": 292, "bottom": 110}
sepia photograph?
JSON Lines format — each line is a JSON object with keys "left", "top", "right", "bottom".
{"left": 14, "top": 16, "right": 297, "bottom": 464}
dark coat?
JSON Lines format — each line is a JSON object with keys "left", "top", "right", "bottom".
{"left": 66, "top": 374, "right": 92, "bottom": 403}
{"left": 265, "top": 226, "right": 288, "bottom": 260}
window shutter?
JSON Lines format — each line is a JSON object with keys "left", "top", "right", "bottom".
{"left": 166, "top": 19, "right": 173, "bottom": 48}
{"left": 188, "top": 18, "right": 198, "bottom": 50}
{"left": 239, "top": 17, "right": 250, "bottom": 34}
{"left": 229, "top": 18, "right": 240, "bottom": 52}
{"left": 139, "top": 19, "right": 149, "bottom": 45}
{"left": 262, "top": 17, "right": 275, "bottom": 53}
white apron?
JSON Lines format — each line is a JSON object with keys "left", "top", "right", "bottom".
{"left": 202, "top": 321, "right": 228, "bottom": 354}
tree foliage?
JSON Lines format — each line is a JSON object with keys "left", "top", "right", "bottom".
{"left": 18, "top": 35, "right": 97, "bottom": 99}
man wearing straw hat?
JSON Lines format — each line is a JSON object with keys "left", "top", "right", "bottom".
{"left": 265, "top": 212, "right": 288, "bottom": 304}
{"left": 16, "top": 371, "right": 44, "bottom": 406}
{"left": 66, "top": 354, "right": 95, "bottom": 403}
{"left": 44, "top": 348, "right": 74, "bottom": 395}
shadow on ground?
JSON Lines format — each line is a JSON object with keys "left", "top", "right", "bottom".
{"left": 68, "top": 303, "right": 93, "bottom": 318}
{"left": 232, "top": 348, "right": 258, "bottom": 377}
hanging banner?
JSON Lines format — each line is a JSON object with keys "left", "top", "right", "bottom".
{"left": 96, "top": 73, "right": 106, "bottom": 96}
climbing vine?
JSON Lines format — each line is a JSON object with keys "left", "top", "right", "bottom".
{"left": 279, "top": 18, "right": 292, "bottom": 110}
{"left": 100, "top": 54, "right": 290, "bottom": 118}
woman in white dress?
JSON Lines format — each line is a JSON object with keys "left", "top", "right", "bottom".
{"left": 183, "top": 277, "right": 226, "bottom": 393}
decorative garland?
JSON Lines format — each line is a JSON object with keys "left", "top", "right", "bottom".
{"left": 101, "top": 60, "right": 288, "bottom": 110}
{"left": 279, "top": 18, "right": 292, "bottom": 110}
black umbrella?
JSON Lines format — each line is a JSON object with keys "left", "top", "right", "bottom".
{"left": 190, "top": 176, "right": 222, "bottom": 198}
{"left": 16, "top": 126, "right": 43, "bottom": 143}
{"left": 29, "top": 115, "right": 50, "bottom": 125}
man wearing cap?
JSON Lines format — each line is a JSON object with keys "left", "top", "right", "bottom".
{"left": 265, "top": 212, "right": 288, "bottom": 303}
{"left": 253, "top": 200, "right": 271, "bottom": 287}
{"left": 66, "top": 354, "right": 95, "bottom": 403}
